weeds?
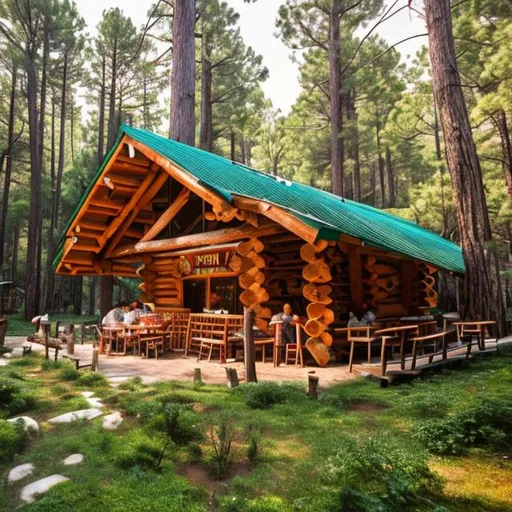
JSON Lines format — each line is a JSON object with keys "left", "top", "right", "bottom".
{"left": 210, "top": 415, "right": 234, "bottom": 479}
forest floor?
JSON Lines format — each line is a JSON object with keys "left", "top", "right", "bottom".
{"left": 1, "top": 346, "right": 512, "bottom": 511}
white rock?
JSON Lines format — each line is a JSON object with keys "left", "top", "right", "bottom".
{"left": 20, "top": 475, "right": 69, "bottom": 503}
{"left": 62, "top": 453, "right": 84, "bottom": 466}
{"left": 80, "top": 391, "right": 94, "bottom": 398}
{"left": 48, "top": 408, "right": 103, "bottom": 424}
{"left": 0, "top": 358, "right": 8, "bottom": 366}
{"left": 85, "top": 397, "right": 103, "bottom": 408}
{"left": 11, "top": 347, "right": 25, "bottom": 358}
{"left": 102, "top": 411, "right": 123, "bottom": 431}
{"left": 7, "top": 416, "right": 39, "bottom": 437}
{"left": 8, "top": 463, "right": 35, "bottom": 484}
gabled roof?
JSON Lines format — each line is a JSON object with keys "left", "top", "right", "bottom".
{"left": 54, "top": 125, "right": 465, "bottom": 274}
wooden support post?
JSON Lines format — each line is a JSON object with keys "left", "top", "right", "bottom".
{"left": 44, "top": 329, "right": 49, "bottom": 360}
{"left": 244, "top": 307, "right": 257, "bottom": 383}
{"left": 194, "top": 368, "right": 202, "bottom": 385}
{"left": 67, "top": 337, "right": 75, "bottom": 355}
{"left": 308, "top": 374, "right": 319, "bottom": 399}
{"left": 347, "top": 245, "right": 364, "bottom": 315}
{"left": 225, "top": 367, "right": 239, "bottom": 388}
{"left": 91, "top": 348, "right": 99, "bottom": 372}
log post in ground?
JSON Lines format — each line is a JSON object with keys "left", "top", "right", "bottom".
{"left": 66, "top": 337, "right": 75, "bottom": 355}
{"left": 91, "top": 348, "right": 99, "bottom": 372}
{"left": 225, "top": 367, "right": 239, "bottom": 388}
{"left": 244, "top": 307, "right": 257, "bottom": 383}
{"left": 194, "top": 367, "right": 202, "bottom": 385}
{"left": 308, "top": 374, "right": 319, "bottom": 399}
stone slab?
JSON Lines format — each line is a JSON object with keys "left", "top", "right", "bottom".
{"left": 63, "top": 453, "right": 84, "bottom": 466}
{"left": 102, "top": 411, "right": 123, "bottom": 431}
{"left": 20, "top": 475, "right": 70, "bottom": 503}
{"left": 7, "top": 416, "right": 39, "bottom": 436}
{"left": 8, "top": 463, "right": 35, "bottom": 484}
{"left": 48, "top": 408, "right": 103, "bottom": 424}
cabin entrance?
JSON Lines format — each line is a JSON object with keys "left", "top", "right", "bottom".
{"left": 183, "top": 276, "right": 241, "bottom": 314}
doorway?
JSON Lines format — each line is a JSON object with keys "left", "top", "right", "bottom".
{"left": 183, "top": 279, "right": 207, "bottom": 313}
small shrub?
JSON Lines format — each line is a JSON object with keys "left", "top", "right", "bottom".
{"left": 114, "top": 436, "right": 162, "bottom": 470}
{"left": 414, "top": 400, "right": 512, "bottom": 454}
{"left": 59, "top": 365, "right": 81, "bottom": 381}
{"left": 247, "top": 426, "right": 261, "bottom": 465}
{"left": 0, "top": 419, "right": 25, "bottom": 463}
{"left": 325, "top": 437, "right": 439, "bottom": 511}
{"left": 0, "top": 376, "right": 39, "bottom": 416}
{"left": 41, "top": 359, "right": 64, "bottom": 371}
{"left": 241, "top": 382, "right": 287, "bottom": 409}
{"left": 118, "top": 376, "right": 143, "bottom": 391}
{"left": 76, "top": 371, "right": 107, "bottom": 387}
{"left": 209, "top": 415, "right": 234, "bottom": 479}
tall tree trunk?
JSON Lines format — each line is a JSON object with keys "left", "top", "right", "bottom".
{"left": 425, "top": 0, "right": 507, "bottom": 336}
{"left": 171, "top": 0, "right": 196, "bottom": 146}
{"left": 38, "top": 17, "right": 49, "bottom": 172}
{"left": 55, "top": 52, "right": 68, "bottom": 233}
{"left": 45, "top": 91, "right": 57, "bottom": 311}
{"left": 100, "top": 275, "right": 113, "bottom": 320}
{"left": 89, "top": 277, "right": 96, "bottom": 315}
{"left": 433, "top": 96, "right": 448, "bottom": 236}
{"left": 7, "top": 220, "right": 20, "bottom": 312}
{"left": 98, "top": 56, "right": 106, "bottom": 164}
{"left": 328, "top": 4, "right": 343, "bottom": 196}
{"left": 385, "top": 146, "right": 395, "bottom": 208}
{"left": 347, "top": 87, "right": 361, "bottom": 201}
{"left": 370, "top": 160, "right": 376, "bottom": 206}
{"left": 375, "top": 115, "right": 386, "bottom": 207}
{"left": 199, "top": 39, "right": 213, "bottom": 152}
{"left": 230, "top": 131, "right": 236, "bottom": 161}
{"left": 70, "top": 96, "right": 75, "bottom": 165}
{"left": 107, "top": 38, "right": 118, "bottom": 148}
{"left": 494, "top": 110, "right": 512, "bottom": 196}
{"left": 73, "top": 276, "right": 82, "bottom": 315}
{"left": 25, "top": 59, "right": 42, "bottom": 320}
{"left": 0, "top": 64, "right": 17, "bottom": 275}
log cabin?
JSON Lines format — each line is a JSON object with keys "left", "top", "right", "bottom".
{"left": 53, "top": 125, "right": 465, "bottom": 366}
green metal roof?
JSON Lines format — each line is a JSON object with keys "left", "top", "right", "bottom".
{"left": 54, "top": 124, "right": 465, "bottom": 273}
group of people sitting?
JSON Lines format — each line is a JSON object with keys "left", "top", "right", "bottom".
{"left": 101, "top": 300, "right": 147, "bottom": 326}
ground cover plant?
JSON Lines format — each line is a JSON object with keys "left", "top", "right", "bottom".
{"left": 0, "top": 346, "right": 511, "bottom": 511}
{"left": 5, "top": 313, "right": 98, "bottom": 337}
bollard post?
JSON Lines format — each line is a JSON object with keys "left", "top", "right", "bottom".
{"left": 91, "top": 348, "right": 99, "bottom": 372}
{"left": 308, "top": 375, "right": 319, "bottom": 399}
{"left": 194, "top": 368, "right": 202, "bottom": 385}
{"left": 225, "top": 367, "right": 239, "bottom": 388}
{"left": 244, "top": 307, "right": 257, "bottom": 383}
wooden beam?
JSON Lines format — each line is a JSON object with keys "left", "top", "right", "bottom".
{"left": 102, "top": 168, "right": 159, "bottom": 243}
{"left": 104, "top": 170, "right": 169, "bottom": 257}
{"left": 105, "top": 173, "right": 142, "bottom": 188}
{"left": 116, "top": 153, "right": 150, "bottom": 167}
{"left": 125, "top": 135, "right": 236, "bottom": 214}
{"left": 67, "top": 135, "right": 128, "bottom": 236}
{"left": 140, "top": 187, "right": 190, "bottom": 242}
{"left": 111, "top": 222, "right": 284, "bottom": 258}
{"left": 347, "top": 244, "right": 364, "bottom": 315}
{"left": 152, "top": 242, "right": 240, "bottom": 259}
{"left": 232, "top": 195, "right": 319, "bottom": 244}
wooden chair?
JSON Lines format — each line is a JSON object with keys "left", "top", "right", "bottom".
{"left": 409, "top": 331, "right": 448, "bottom": 369}
{"left": 376, "top": 325, "right": 419, "bottom": 375}
{"left": 99, "top": 326, "right": 125, "bottom": 355}
{"left": 285, "top": 323, "right": 305, "bottom": 367}
{"left": 341, "top": 326, "right": 379, "bottom": 373}
{"left": 138, "top": 326, "right": 164, "bottom": 359}
{"left": 195, "top": 316, "right": 229, "bottom": 363}
{"left": 157, "top": 308, "right": 191, "bottom": 351}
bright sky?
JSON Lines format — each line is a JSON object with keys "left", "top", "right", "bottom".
{"left": 76, "top": 0, "right": 428, "bottom": 114}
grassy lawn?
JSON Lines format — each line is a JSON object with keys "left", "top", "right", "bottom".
{"left": 4, "top": 313, "right": 98, "bottom": 337}
{"left": 1, "top": 347, "right": 512, "bottom": 511}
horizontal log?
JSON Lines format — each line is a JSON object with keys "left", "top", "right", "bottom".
{"left": 112, "top": 222, "right": 284, "bottom": 258}
{"left": 90, "top": 197, "right": 124, "bottom": 210}
{"left": 304, "top": 319, "right": 326, "bottom": 338}
{"left": 106, "top": 173, "right": 143, "bottom": 188}
{"left": 116, "top": 153, "right": 151, "bottom": 167}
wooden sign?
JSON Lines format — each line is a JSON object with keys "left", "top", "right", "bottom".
{"left": 187, "top": 249, "right": 234, "bottom": 274}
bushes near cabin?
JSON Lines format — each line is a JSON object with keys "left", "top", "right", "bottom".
{"left": 0, "top": 372, "right": 39, "bottom": 417}
{"left": 0, "top": 419, "right": 25, "bottom": 463}
{"left": 413, "top": 400, "right": 512, "bottom": 455}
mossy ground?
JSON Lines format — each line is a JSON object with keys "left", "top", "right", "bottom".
{"left": 1, "top": 346, "right": 511, "bottom": 511}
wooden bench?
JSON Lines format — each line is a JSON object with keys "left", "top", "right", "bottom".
{"left": 157, "top": 308, "right": 191, "bottom": 351}
{"left": 27, "top": 335, "right": 66, "bottom": 361}
{"left": 186, "top": 313, "right": 243, "bottom": 364}
{"left": 61, "top": 353, "right": 93, "bottom": 370}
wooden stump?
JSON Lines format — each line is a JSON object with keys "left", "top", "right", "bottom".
{"left": 308, "top": 374, "right": 319, "bottom": 399}
{"left": 92, "top": 348, "right": 99, "bottom": 372}
{"left": 225, "top": 367, "right": 239, "bottom": 388}
{"left": 244, "top": 307, "right": 257, "bottom": 383}
{"left": 194, "top": 368, "right": 202, "bottom": 385}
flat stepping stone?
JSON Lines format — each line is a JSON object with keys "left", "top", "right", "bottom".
{"left": 7, "top": 416, "right": 39, "bottom": 437}
{"left": 8, "top": 463, "right": 35, "bottom": 484}
{"left": 63, "top": 453, "right": 84, "bottom": 466}
{"left": 80, "top": 391, "right": 94, "bottom": 398}
{"left": 48, "top": 408, "right": 103, "bottom": 424}
{"left": 102, "top": 411, "right": 123, "bottom": 431}
{"left": 20, "top": 475, "right": 69, "bottom": 503}
{"left": 85, "top": 397, "right": 103, "bottom": 408}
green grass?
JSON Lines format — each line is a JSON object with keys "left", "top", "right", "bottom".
{"left": 4, "top": 313, "right": 98, "bottom": 337}
{"left": 1, "top": 347, "right": 512, "bottom": 511}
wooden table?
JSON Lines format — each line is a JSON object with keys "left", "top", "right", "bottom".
{"left": 452, "top": 320, "right": 496, "bottom": 350}
{"left": 334, "top": 326, "right": 379, "bottom": 373}
{"left": 124, "top": 324, "right": 164, "bottom": 357}
{"left": 375, "top": 324, "right": 419, "bottom": 375}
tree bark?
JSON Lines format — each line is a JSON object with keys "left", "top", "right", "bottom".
{"left": 347, "top": 87, "right": 361, "bottom": 201}
{"left": 38, "top": 16, "right": 49, "bottom": 171}
{"left": 98, "top": 56, "right": 106, "bottom": 164}
{"left": 25, "top": 59, "right": 42, "bottom": 320}
{"left": 100, "top": 275, "right": 114, "bottom": 321}
{"left": 88, "top": 277, "right": 96, "bottom": 315}
{"left": 243, "top": 307, "right": 257, "bottom": 383}
{"left": 0, "top": 64, "right": 17, "bottom": 275}
{"left": 107, "top": 37, "right": 118, "bottom": 148}
{"left": 425, "top": 0, "right": 507, "bottom": 336}
{"left": 55, "top": 52, "right": 68, "bottom": 233}
{"left": 328, "top": 4, "right": 343, "bottom": 197}
{"left": 199, "top": 40, "right": 213, "bottom": 152}
{"left": 73, "top": 276, "right": 82, "bottom": 315}
{"left": 385, "top": 146, "right": 395, "bottom": 208}
{"left": 7, "top": 220, "right": 20, "bottom": 312}
{"left": 230, "top": 131, "right": 236, "bottom": 161}
{"left": 433, "top": 97, "right": 448, "bottom": 236}
{"left": 494, "top": 110, "right": 512, "bottom": 196}
{"left": 375, "top": 115, "right": 386, "bottom": 207}
{"left": 171, "top": 0, "right": 196, "bottom": 146}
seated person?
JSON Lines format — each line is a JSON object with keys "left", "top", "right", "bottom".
{"left": 124, "top": 300, "right": 144, "bottom": 325}
{"left": 271, "top": 303, "right": 302, "bottom": 343}
{"left": 102, "top": 302, "right": 129, "bottom": 326}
